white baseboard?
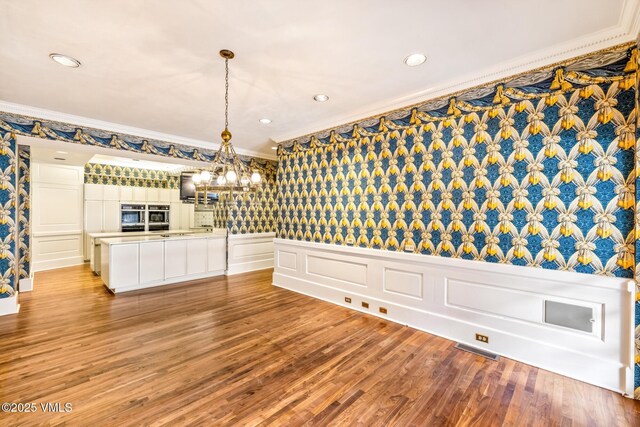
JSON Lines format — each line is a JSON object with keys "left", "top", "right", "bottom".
{"left": 0, "top": 292, "right": 20, "bottom": 316}
{"left": 226, "top": 232, "right": 274, "bottom": 276}
{"left": 272, "top": 239, "right": 635, "bottom": 396}
{"left": 19, "top": 277, "right": 33, "bottom": 292}
{"left": 108, "top": 269, "right": 226, "bottom": 294}
{"left": 33, "top": 256, "right": 84, "bottom": 272}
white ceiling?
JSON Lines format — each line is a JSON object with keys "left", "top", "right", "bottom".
{"left": 2, "top": 1, "right": 639, "bottom": 159}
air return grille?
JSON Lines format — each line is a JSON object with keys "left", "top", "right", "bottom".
{"left": 544, "top": 300, "right": 594, "bottom": 333}
{"left": 454, "top": 343, "right": 500, "bottom": 361}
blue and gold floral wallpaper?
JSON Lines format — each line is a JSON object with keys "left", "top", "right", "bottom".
{"left": 277, "top": 43, "right": 640, "bottom": 396}
{"left": 0, "top": 130, "right": 16, "bottom": 299}
{"left": 17, "top": 147, "right": 29, "bottom": 284}
{"left": 228, "top": 161, "right": 278, "bottom": 234}
{"left": 84, "top": 163, "right": 180, "bottom": 189}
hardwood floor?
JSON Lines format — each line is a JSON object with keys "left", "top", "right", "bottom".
{"left": 0, "top": 265, "right": 638, "bottom": 426}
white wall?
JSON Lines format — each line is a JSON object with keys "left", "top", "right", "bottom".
{"left": 272, "top": 239, "right": 635, "bottom": 396}
{"left": 32, "top": 162, "right": 85, "bottom": 271}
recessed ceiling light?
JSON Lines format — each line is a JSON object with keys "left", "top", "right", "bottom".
{"left": 56, "top": 150, "right": 67, "bottom": 154}
{"left": 313, "top": 94, "right": 329, "bottom": 102}
{"left": 404, "top": 53, "right": 427, "bottom": 67}
{"left": 49, "top": 53, "right": 81, "bottom": 68}
{"left": 259, "top": 118, "right": 272, "bottom": 124}
{"left": 271, "top": 146, "right": 278, "bottom": 150}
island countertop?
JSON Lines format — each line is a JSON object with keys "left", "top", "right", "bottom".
{"left": 100, "top": 230, "right": 227, "bottom": 246}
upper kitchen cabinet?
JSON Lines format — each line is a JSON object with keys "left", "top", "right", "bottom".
{"left": 120, "top": 186, "right": 134, "bottom": 201}
{"left": 133, "top": 187, "right": 146, "bottom": 202}
{"left": 103, "top": 185, "right": 120, "bottom": 201}
{"left": 146, "top": 187, "right": 159, "bottom": 202}
{"left": 84, "top": 183, "right": 104, "bottom": 201}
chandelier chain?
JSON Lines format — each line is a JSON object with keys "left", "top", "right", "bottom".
{"left": 224, "top": 58, "right": 229, "bottom": 130}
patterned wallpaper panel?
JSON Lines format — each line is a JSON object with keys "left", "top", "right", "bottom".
{"left": 17, "top": 147, "right": 29, "bottom": 284}
{"left": 0, "top": 130, "right": 16, "bottom": 299}
{"left": 84, "top": 163, "right": 179, "bottom": 189}
{"left": 228, "top": 162, "right": 278, "bottom": 234}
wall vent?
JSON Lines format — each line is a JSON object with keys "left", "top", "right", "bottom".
{"left": 544, "top": 300, "right": 594, "bottom": 333}
{"left": 454, "top": 343, "right": 499, "bottom": 361}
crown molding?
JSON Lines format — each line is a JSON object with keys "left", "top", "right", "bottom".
{"left": 273, "top": 0, "right": 640, "bottom": 143}
{"left": 0, "top": 101, "right": 278, "bottom": 161}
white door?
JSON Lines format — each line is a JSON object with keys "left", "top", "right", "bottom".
{"left": 120, "top": 186, "right": 133, "bottom": 201}
{"left": 85, "top": 200, "right": 104, "bottom": 232}
{"left": 103, "top": 185, "right": 120, "bottom": 201}
{"left": 180, "top": 203, "right": 192, "bottom": 230}
{"left": 140, "top": 241, "right": 164, "bottom": 284}
{"left": 133, "top": 187, "right": 147, "bottom": 202}
{"left": 187, "top": 239, "right": 207, "bottom": 275}
{"left": 207, "top": 238, "right": 226, "bottom": 272}
{"left": 84, "top": 200, "right": 104, "bottom": 259}
{"left": 159, "top": 189, "right": 171, "bottom": 203}
{"left": 103, "top": 200, "right": 120, "bottom": 232}
{"left": 84, "top": 184, "right": 103, "bottom": 201}
{"left": 170, "top": 202, "right": 181, "bottom": 230}
{"left": 165, "top": 240, "right": 187, "bottom": 278}
{"left": 147, "top": 187, "right": 159, "bottom": 203}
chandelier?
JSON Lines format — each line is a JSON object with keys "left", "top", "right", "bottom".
{"left": 191, "top": 49, "right": 261, "bottom": 206}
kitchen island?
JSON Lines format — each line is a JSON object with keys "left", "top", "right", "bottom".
{"left": 100, "top": 231, "right": 227, "bottom": 293}
{"left": 88, "top": 229, "right": 215, "bottom": 275}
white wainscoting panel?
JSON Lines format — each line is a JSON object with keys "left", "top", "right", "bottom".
{"left": 272, "top": 239, "right": 635, "bottom": 396}
{"left": 226, "top": 232, "right": 275, "bottom": 275}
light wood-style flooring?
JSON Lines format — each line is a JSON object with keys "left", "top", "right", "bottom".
{"left": 0, "top": 265, "right": 638, "bottom": 426}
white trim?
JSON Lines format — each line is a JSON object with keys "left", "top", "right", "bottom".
{"left": 0, "top": 292, "right": 19, "bottom": 316}
{"left": 19, "top": 277, "right": 33, "bottom": 293}
{"left": 0, "top": 100, "right": 277, "bottom": 161}
{"left": 272, "top": 239, "right": 634, "bottom": 396}
{"left": 33, "top": 256, "right": 85, "bottom": 272}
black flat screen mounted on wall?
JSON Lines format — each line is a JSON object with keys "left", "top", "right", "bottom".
{"left": 179, "top": 172, "right": 219, "bottom": 202}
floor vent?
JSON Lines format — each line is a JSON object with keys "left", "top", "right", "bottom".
{"left": 454, "top": 343, "right": 500, "bottom": 361}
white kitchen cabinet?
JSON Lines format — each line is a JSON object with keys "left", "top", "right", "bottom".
{"left": 84, "top": 184, "right": 103, "bottom": 201}
{"left": 159, "top": 188, "right": 171, "bottom": 202}
{"left": 139, "top": 241, "right": 165, "bottom": 284}
{"left": 106, "top": 243, "right": 139, "bottom": 288}
{"left": 180, "top": 203, "right": 194, "bottom": 230}
{"left": 85, "top": 200, "right": 104, "bottom": 232}
{"left": 169, "top": 202, "right": 181, "bottom": 230}
{"left": 169, "top": 189, "right": 180, "bottom": 203}
{"left": 120, "top": 186, "right": 133, "bottom": 201}
{"left": 103, "top": 200, "right": 120, "bottom": 232}
{"left": 165, "top": 240, "right": 187, "bottom": 279}
{"left": 187, "top": 239, "right": 207, "bottom": 275}
{"left": 207, "top": 238, "right": 226, "bottom": 271}
{"left": 147, "top": 187, "right": 159, "bottom": 202}
{"left": 103, "top": 185, "right": 120, "bottom": 201}
{"left": 133, "top": 187, "right": 147, "bottom": 202}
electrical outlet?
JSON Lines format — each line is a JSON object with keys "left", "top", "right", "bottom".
{"left": 475, "top": 333, "right": 489, "bottom": 343}
{"left": 404, "top": 243, "right": 415, "bottom": 252}
{"left": 362, "top": 302, "right": 369, "bottom": 309}
{"left": 379, "top": 307, "right": 388, "bottom": 314}
{"left": 345, "top": 236, "right": 355, "bottom": 245}
{"left": 345, "top": 297, "right": 352, "bottom": 303}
